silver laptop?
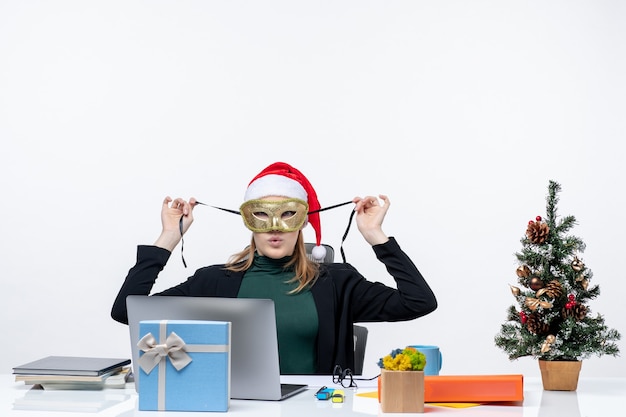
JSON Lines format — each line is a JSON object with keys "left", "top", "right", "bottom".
{"left": 126, "top": 295, "right": 308, "bottom": 401}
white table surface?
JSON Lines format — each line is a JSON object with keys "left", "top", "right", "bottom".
{"left": 3, "top": 374, "right": 626, "bottom": 417}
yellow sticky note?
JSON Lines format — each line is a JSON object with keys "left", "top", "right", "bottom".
{"left": 355, "top": 391, "right": 481, "bottom": 408}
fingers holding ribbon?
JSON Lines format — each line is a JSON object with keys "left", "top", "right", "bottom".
{"left": 160, "top": 196, "right": 197, "bottom": 234}
{"left": 352, "top": 195, "right": 390, "bottom": 246}
{"left": 353, "top": 194, "right": 389, "bottom": 211}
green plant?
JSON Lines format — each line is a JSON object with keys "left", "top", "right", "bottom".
{"left": 494, "top": 181, "right": 620, "bottom": 361}
{"left": 378, "top": 347, "right": 426, "bottom": 371}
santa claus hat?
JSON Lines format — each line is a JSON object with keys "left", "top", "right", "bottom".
{"left": 244, "top": 162, "right": 326, "bottom": 260}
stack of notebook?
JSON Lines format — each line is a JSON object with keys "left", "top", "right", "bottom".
{"left": 13, "top": 356, "right": 131, "bottom": 390}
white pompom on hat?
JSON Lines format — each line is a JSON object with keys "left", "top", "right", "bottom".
{"left": 244, "top": 162, "right": 326, "bottom": 261}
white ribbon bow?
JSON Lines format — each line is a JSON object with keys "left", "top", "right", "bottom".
{"left": 137, "top": 331, "right": 192, "bottom": 374}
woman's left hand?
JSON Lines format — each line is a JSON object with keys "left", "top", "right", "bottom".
{"left": 353, "top": 195, "right": 390, "bottom": 246}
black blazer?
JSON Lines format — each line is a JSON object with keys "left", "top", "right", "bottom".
{"left": 111, "top": 237, "right": 437, "bottom": 374}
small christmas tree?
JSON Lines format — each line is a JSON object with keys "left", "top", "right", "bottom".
{"left": 495, "top": 181, "right": 620, "bottom": 361}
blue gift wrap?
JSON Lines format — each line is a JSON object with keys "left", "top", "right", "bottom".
{"left": 137, "top": 320, "right": 231, "bottom": 412}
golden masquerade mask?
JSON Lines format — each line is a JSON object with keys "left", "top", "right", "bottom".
{"left": 178, "top": 200, "right": 354, "bottom": 267}
{"left": 239, "top": 198, "right": 309, "bottom": 233}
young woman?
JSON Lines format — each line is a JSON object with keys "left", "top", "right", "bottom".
{"left": 111, "top": 162, "right": 437, "bottom": 374}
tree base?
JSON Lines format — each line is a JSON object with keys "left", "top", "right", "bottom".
{"left": 538, "top": 359, "right": 582, "bottom": 391}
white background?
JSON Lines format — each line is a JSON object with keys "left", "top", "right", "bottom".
{"left": 1, "top": 0, "right": 624, "bottom": 379}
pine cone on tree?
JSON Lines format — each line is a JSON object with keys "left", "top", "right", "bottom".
{"left": 536, "top": 280, "right": 563, "bottom": 299}
{"left": 526, "top": 220, "right": 550, "bottom": 244}
{"left": 526, "top": 312, "right": 550, "bottom": 335}
{"left": 562, "top": 303, "right": 588, "bottom": 321}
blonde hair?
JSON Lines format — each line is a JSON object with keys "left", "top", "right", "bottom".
{"left": 225, "top": 232, "right": 320, "bottom": 294}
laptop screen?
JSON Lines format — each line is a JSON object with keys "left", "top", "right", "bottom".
{"left": 126, "top": 295, "right": 302, "bottom": 400}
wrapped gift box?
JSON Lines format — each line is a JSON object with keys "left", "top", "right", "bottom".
{"left": 137, "top": 320, "right": 231, "bottom": 412}
{"left": 424, "top": 374, "right": 524, "bottom": 402}
{"left": 377, "top": 374, "right": 524, "bottom": 404}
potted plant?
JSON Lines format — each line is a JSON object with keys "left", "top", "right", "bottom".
{"left": 494, "top": 181, "right": 621, "bottom": 390}
{"left": 377, "top": 347, "right": 426, "bottom": 413}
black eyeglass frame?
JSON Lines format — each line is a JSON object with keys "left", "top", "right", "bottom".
{"left": 332, "top": 365, "right": 380, "bottom": 389}
{"left": 332, "top": 365, "right": 357, "bottom": 388}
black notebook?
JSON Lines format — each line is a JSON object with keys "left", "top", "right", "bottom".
{"left": 13, "top": 356, "right": 131, "bottom": 376}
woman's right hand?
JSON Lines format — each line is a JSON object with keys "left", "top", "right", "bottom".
{"left": 154, "top": 196, "right": 198, "bottom": 251}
